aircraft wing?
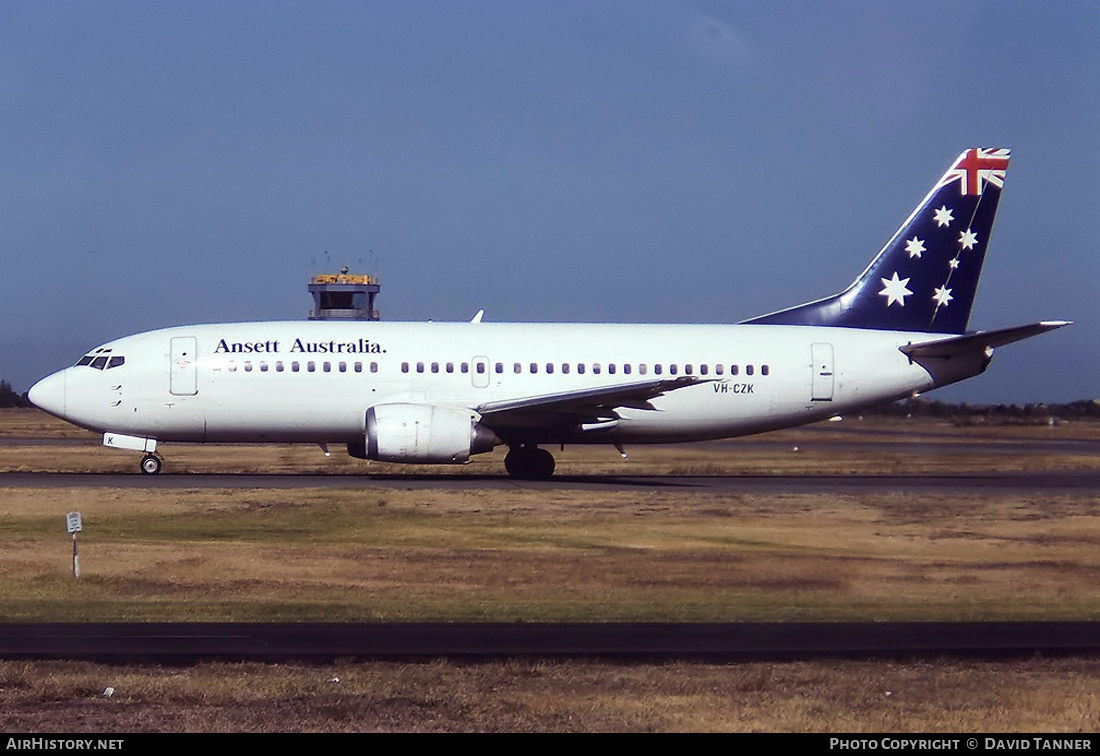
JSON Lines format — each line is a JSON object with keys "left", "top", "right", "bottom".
{"left": 900, "top": 321, "right": 1071, "bottom": 360}
{"left": 475, "top": 376, "right": 708, "bottom": 432}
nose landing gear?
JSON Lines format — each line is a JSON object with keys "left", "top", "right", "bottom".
{"left": 503, "top": 445, "right": 555, "bottom": 480}
{"left": 140, "top": 454, "right": 163, "bottom": 475}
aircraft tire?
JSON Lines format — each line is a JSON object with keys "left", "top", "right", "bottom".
{"left": 504, "top": 446, "right": 555, "bottom": 480}
{"left": 140, "top": 455, "right": 162, "bottom": 475}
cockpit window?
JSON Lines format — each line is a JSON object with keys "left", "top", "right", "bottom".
{"left": 78, "top": 352, "right": 125, "bottom": 370}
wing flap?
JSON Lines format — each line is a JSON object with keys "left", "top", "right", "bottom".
{"left": 476, "top": 376, "right": 707, "bottom": 431}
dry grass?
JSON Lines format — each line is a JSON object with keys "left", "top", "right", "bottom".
{"left": 2, "top": 410, "right": 1099, "bottom": 731}
{"left": 1, "top": 485, "right": 1098, "bottom": 622}
{"left": 0, "top": 658, "right": 1096, "bottom": 732}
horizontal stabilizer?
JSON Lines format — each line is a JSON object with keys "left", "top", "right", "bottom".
{"left": 900, "top": 321, "right": 1071, "bottom": 360}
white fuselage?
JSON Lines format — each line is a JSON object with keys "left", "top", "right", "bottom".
{"left": 32, "top": 320, "right": 987, "bottom": 448}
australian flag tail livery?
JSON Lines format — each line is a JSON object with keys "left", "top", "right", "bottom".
{"left": 745, "top": 148, "right": 1011, "bottom": 334}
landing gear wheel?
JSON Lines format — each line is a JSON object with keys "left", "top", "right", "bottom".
{"left": 140, "top": 455, "right": 162, "bottom": 475}
{"left": 504, "top": 446, "right": 556, "bottom": 480}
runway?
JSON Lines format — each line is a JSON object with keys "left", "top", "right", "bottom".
{"left": 3, "top": 425, "right": 1098, "bottom": 663}
{"left": 0, "top": 622, "right": 1096, "bottom": 661}
{"left": 2, "top": 470, "right": 1099, "bottom": 494}
{"left": 4, "top": 418, "right": 1097, "bottom": 494}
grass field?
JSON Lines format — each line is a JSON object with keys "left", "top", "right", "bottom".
{"left": 1, "top": 658, "right": 1096, "bottom": 732}
{"left": 1, "top": 409, "right": 1098, "bottom": 731}
{"left": 2, "top": 485, "right": 1099, "bottom": 623}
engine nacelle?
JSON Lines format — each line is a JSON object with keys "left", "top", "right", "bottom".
{"left": 350, "top": 403, "right": 500, "bottom": 464}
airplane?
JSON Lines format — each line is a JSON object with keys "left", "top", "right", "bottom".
{"left": 28, "top": 148, "right": 1069, "bottom": 479}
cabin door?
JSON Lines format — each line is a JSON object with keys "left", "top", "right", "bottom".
{"left": 170, "top": 337, "right": 199, "bottom": 396}
{"left": 810, "top": 342, "right": 834, "bottom": 401}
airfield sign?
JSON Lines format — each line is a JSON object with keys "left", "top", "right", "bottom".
{"left": 66, "top": 511, "right": 82, "bottom": 578}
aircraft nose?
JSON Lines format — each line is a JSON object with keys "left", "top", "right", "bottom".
{"left": 28, "top": 370, "right": 67, "bottom": 418}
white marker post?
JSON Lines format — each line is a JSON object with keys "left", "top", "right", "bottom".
{"left": 66, "top": 512, "right": 83, "bottom": 578}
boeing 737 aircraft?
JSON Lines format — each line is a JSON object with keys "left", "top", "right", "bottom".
{"left": 29, "top": 149, "right": 1068, "bottom": 479}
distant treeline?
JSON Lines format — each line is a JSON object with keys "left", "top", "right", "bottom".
{"left": 864, "top": 397, "right": 1100, "bottom": 421}
{"left": 0, "top": 381, "right": 30, "bottom": 408}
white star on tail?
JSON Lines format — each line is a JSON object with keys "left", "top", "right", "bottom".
{"left": 932, "top": 285, "right": 954, "bottom": 308}
{"left": 934, "top": 206, "right": 954, "bottom": 227}
{"left": 879, "top": 271, "right": 913, "bottom": 307}
{"left": 905, "top": 237, "right": 926, "bottom": 259}
{"left": 958, "top": 228, "right": 978, "bottom": 250}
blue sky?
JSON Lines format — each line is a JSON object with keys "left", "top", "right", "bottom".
{"left": 2, "top": 1, "right": 1096, "bottom": 402}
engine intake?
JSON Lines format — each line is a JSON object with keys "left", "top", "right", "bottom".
{"left": 350, "top": 403, "right": 500, "bottom": 463}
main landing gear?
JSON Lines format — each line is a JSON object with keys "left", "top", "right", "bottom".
{"left": 504, "top": 445, "right": 555, "bottom": 480}
{"left": 140, "top": 454, "right": 163, "bottom": 475}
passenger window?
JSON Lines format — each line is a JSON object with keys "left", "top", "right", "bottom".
{"left": 562, "top": 364, "right": 570, "bottom": 374}
{"left": 514, "top": 363, "right": 522, "bottom": 374}
{"left": 476, "top": 362, "right": 486, "bottom": 374}
{"left": 371, "top": 362, "right": 379, "bottom": 373}
{"left": 654, "top": 364, "right": 663, "bottom": 375}
{"left": 339, "top": 362, "right": 347, "bottom": 373}
{"left": 762, "top": 364, "right": 770, "bottom": 376}
{"left": 260, "top": 362, "right": 269, "bottom": 372}
{"left": 244, "top": 361, "right": 253, "bottom": 372}
{"left": 276, "top": 361, "right": 285, "bottom": 372}
{"left": 446, "top": 362, "right": 454, "bottom": 373}
{"left": 401, "top": 362, "right": 409, "bottom": 373}
{"left": 530, "top": 363, "right": 538, "bottom": 373}
{"left": 416, "top": 362, "right": 425, "bottom": 373}
{"left": 746, "top": 364, "right": 754, "bottom": 376}
{"left": 715, "top": 364, "right": 724, "bottom": 376}
{"left": 700, "top": 364, "right": 708, "bottom": 375}
{"left": 461, "top": 363, "right": 469, "bottom": 374}
{"left": 354, "top": 362, "right": 362, "bottom": 373}
{"left": 545, "top": 363, "right": 554, "bottom": 374}
{"left": 577, "top": 364, "right": 585, "bottom": 374}
{"left": 730, "top": 365, "right": 739, "bottom": 376}
{"left": 323, "top": 362, "right": 331, "bottom": 373}
{"left": 685, "top": 364, "right": 693, "bottom": 374}
{"left": 291, "top": 362, "right": 300, "bottom": 373}
{"left": 669, "top": 364, "right": 678, "bottom": 375}
{"left": 608, "top": 364, "right": 616, "bottom": 375}
{"left": 431, "top": 362, "right": 439, "bottom": 373}
{"left": 307, "top": 362, "right": 316, "bottom": 373}
{"left": 593, "top": 363, "right": 602, "bottom": 374}
{"left": 638, "top": 364, "right": 647, "bottom": 375}
{"left": 228, "top": 363, "right": 237, "bottom": 373}
{"left": 623, "top": 364, "right": 632, "bottom": 375}
{"left": 495, "top": 362, "right": 503, "bottom": 374}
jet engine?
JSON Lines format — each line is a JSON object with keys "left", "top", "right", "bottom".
{"left": 348, "top": 403, "right": 500, "bottom": 463}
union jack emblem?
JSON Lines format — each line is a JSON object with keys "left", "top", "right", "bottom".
{"left": 937, "top": 148, "right": 1010, "bottom": 196}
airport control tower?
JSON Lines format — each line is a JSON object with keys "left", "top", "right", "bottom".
{"left": 308, "top": 267, "right": 381, "bottom": 320}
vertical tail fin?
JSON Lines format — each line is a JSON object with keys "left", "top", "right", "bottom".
{"left": 745, "top": 148, "right": 1010, "bottom": 334}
